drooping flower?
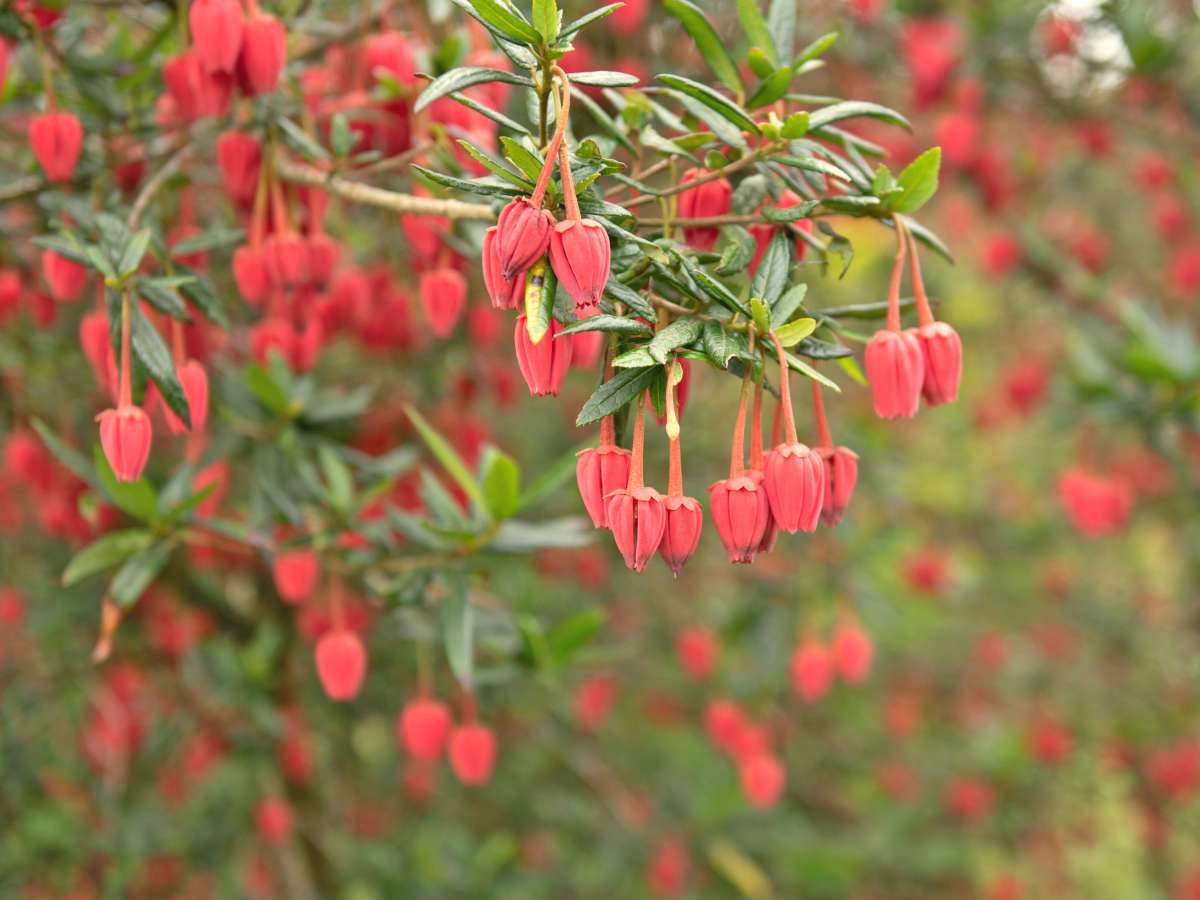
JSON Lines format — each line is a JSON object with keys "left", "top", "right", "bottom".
{"left": 315, "top": 629, "right": 367, "bottom": 701}
{"left": 576, "top": 416, "right": 632, "bottom": 529}
{"left": 605, "top": 394, "right": 668, "bottom": 572}
{"left": 397, "top": 697, "right": 453, "bottom": 761}
{"left": 658, "top": 362, "right": 702, "bottom": 575}
{"left": 29, "top": 111, "right": 83, "bottom": 183}
{"left": 448, "top": 721, "right": 497, "bottom": 786}
{"left": 239, "top": 9, "right": 287, "bottom": 95}
{"left": 709, "top": 377, "right": 770, "bottom": 563}
{"left": 810, "top": 379, "right": 859, "bottom": 527}
{"left": 677, "top": 169, "right": 732, "bottom": 252}
{"left": 762, "top": 334, "right": 825, "bottom": 533}
{"left": 419, "top": 268, "right": 467, "bottom": 339}
{"left": 514, "top": 315, "right": 572, "bottom": 396}
{"left": 189, "top": 0, "right": 245, "bottom": 74}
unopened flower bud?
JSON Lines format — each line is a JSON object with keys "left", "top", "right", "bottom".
{"left": 189, "top": 0, "right": 244, "bottom": 74}
{"left": 659, "top": 494, "right": 703, "bottom": 576}
{"left": 763, "top": 442, "right": 825, "bottom": 533}
{"left": 864, "top": 329, "right": 925, "bottom": 419}
{"left": 576, "top": 444, "right": 632, "bottom": 528}
{"left": 315, "top": 629, "right": 367, "bottom": 701}
{"left": 449, "top": 723, "right": 497, "bottom": 786}
{"left": 818, "top": 446, "right": 859, "bottom": 527}
{"left": 29, "top": 111, "right": 83, "bottom": 183}
{"left": 514, "top": 315, "right": 572, "bottom": 396}
{"left": 548, "top": 217, "right": 611, "bottom": 311}
{"left": 482, "top": 226, "right": 526, "bottom": 310}
{"left": 97, "top": 405, "right": 152, "bottom": 482}
{"left": 915, "top": 320, "right": 963, "bottom": 405}
{"left": 606, "top": 486, "right": 668, "bottom": 572}
{"left": 495, "top": 198, "right": 554, "bottom": 280}
{"left": 708, "top": 475, "right": 771, "bottom": 564}
{"left": 419, "top": 268, "right": 467, "bottom": 339}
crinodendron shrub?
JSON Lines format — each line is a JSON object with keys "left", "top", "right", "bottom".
{"left": 0, "top": 0, "right": 970, "bottom": 892}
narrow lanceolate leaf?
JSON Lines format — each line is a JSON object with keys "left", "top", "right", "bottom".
{"left": 449, "top": 92, "right": 531, "bottom": 135}
{"left": 746, "top": 66, "right": 793, "bottom": 109}
{"left": 784, "top": 349, "right": 840, "bottom": 391}
{"left": 405, "top": 404, "right": 491, "bottom": 517}
{"left": 648, "top": 318, "right": 703, "bottom": 364}
{"left": 737, "top": 0, "right": 777, "bottom": 65}
{"left": 441, "top": 579, "right": 475, "bottom": 686}
{"left": 807, "top": 100, "right": 911, "bottom": 133}
{"left": 94, "top": 445, "right": 159, "bottom": 521}
{"left": 752, "top": 231, "right": 793, "bottom": 306}
{"left": 703, "top": 320, "right": 742, "bottom": 369}
{"left": 32, "top": 419, "right": 98, "bottom": 489}
{"left": 414, "top": 66, "right": 534, "bottom": 113}
{"left": 62, "top": 529, "right": 154, "bottom": 586}
{"left": 767, "top": 0, "right": 796, "bottom": 59}
{"left": 774, "top": 317, "right": 817, "bottom": 348}
{"left": 692, "top": 268, "right": 753, "bottom": 318}
{"left": 175, "top": 267, "right": 229, "bottom": 328}
{"left": 568, "top": 70, "right": 640, "bottom": 87}
{"left": 575, "top": 366, "right": 659, "bottom": 426}
{"left": 110, "top": 541, "right": 174, "bottom": 607}
{"left": 556, "top": 314, "right": 653, "bottom": 337}
{"left": 604, "top": 278, "right": 655, "bottom": 320}
{"left": 136, "top": 278, "right": 192, "bottom": 322}
{"left": 796, "top": 336, "right": 853, "bottom": 359}
{"left": 275, "top": 116, "right": 330, "bottom": 161}
{"left": 777, "top": 155, "right": 851, "bottom": 182}
{"left": 118, "top": 229, "right": 152, "bottom": 279}
{"left": 558, "top": 3, "right": 623, "bottom": 40}
{"left": 455, "top": 139, "right": 532, "bottom": 188}
{"left": 794, "top": 31, "right": 838, "bottom": 67}
{"left": 480, "top": 447, "right": 521, "bottom": 520}
{"left": 131, "top": 301, "right": 191, "bottom": 430}
{"left": 531, "top": 0, "right": 559, "bottom": 41}
{"left": 770, "top": 283, "right": 808, "bottom": 328}
{"left": 460, "top": 0, "right": 542, "bottom": 44}
{"left": 657, "top": 74, "right": 759, "bottom": 135}
{"left": 411, "top": 165, "right": 524, "bottom": 199}
{"left": 663, "top": 0, "right": 744, "bottom": 94}
{"left": 903, "top": 216, "right": 953, "bottom": 262}
{"left": 890, "top": 147, "right": 941, "bottom": 214}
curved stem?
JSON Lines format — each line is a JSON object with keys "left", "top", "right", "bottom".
{"left": 627, "top": 392, "right": 647, "bottom": 491}
{"left": 750, "top": 377, "right": 766, "bottom": 468}
{"left": 558, "top": 130, "right": 581, "bottom": 222}
{"left": 811, "top": 377, "right": 832, "bottom": 448}
{"left": 728, "top": 373, "right": 752, "bottom": 480}
{"left": 904, "top": 223, "right": 936, "bottom": 328}
{"left": 666, "top": 360, "right": 683, "bottom": 496}
{"left": 887, "top": 216, "right": 909, "bottom": 332}
{"left": 530, "top": 67, "right": 572, "bottom": 209}
{"left": 768, "top": 332, "right": 798, "bottom": 445}
{"left": 118, "top": 289, "right": 132, "bottom": 408}
{"left": 271, "top": 174, "right": 291, "bottom": 234}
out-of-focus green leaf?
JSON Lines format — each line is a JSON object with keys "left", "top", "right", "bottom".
{"left": 663, "top": 0, "right": 744, "bottom": 94}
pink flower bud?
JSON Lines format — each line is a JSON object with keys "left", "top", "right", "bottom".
{"left": 29, "top": 112, "right": 83, "bottom": 183}
{"left": 419, "top": 268, "right": 467, "bottom": 339}
{"left": 763, "top": 442, "right": 824, "bottom": 533}
{"left": 790, "top": 638, "right": 833, "bottom": 702}
{"left": 272, "top": 550, "right": 319, "bottom": 603}
{"left": 606, "top": 486, "right": 668, "bottom": 573}
{"left": 41, "top": 248, "right": 87, "bottom": 301}
{"left": 397, "top": 697, "right": 453, "bottom": 761}
{"left": 239, "top": 12, "right": 287, "bottom": 96}
{"left": 495, "top": 198, "right": 554, "bottom": 279}
{"left": 189, "top": 0, "right": 244, "bottom": 74}
{"left": 739, "top": 752, "right": 785, "bottom": 809}
{"left": 677, "top": 170, "right": 732, "bottom": 252}
{"left": 448, "top": 723, "right": 497, "bottom": 786}
{"left": 548, "top": 217, "right": 611, "bottom": 311}
{"left": 216, "top": 130, "right": 262, "bottom": 205}
{"left": 575, "top": 444, "right": 632, "bottom": 528}
{"left": 831, "top": 620, "right": 873, "bottom": 683}
{"left": 233, "top": 244, "right": 269, "bottom": 303}
{"left": 864, "top": 328, "right": 925, "bottom": 419}
{"left": 817, "top": 446, "right": 859, "bottom": 527}
{"left": 97, "top": 405, "right": 153, "bottom": 482}
{"left": 707, "top": 475, "right": 770, "bottom": 564}
{"left": 163, "top": 50, "right": 232, "bottom": 121}
{"left": 916, "top": 320, "right": 963, "bottom": 405}
{"left": 315, "top": 629, "right": 366, "bottom": 701}
{"left": 482, "top": 226, "right": 526, "bottom": 310}
{"left": 513, "top": 315, "right": 572, "bottom": 396}
{"left": 164, "top": 360, "right": 210, "bottom": 435}
{"left": 659, "top": 494, "right": 703, "bottom": 576}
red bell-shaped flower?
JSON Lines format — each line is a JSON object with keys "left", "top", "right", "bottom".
{"left": 41, "top": 248, "right": 87, "bottom": 301}
{"left": 216, "top": 130, "right": 262, "bottom": 205}
{"left": 29, "top": 111, "right": 83, "bottom": 183}
{"left": 739, "top": 752, "right": 785, "bottom": 809}
{"left": 448, "top": 722, "right": 497, "bottom": 786}
{"left": 818, "top": 446, "right": 859, "bottom": 527}
{"left": 272, "top": 549, "right": 319, "bottom": 603}
{"left": 315, "top": 629, "right": 366, "bottom": 701}
{"left": 513, "top": 315, "right": 571, "bottom": 396}
{"left": 864, "top": 328, "right": 925, "bottom": 419}
{"left": 708, "top": 475, "right": 770, "bottom": 564}
{"left": 481, "top": 226, "right": 526, "bottom": 310}
{"left": 419, "top": 268, "right": 467, "bottom": 339}
{"left": 831, "top": 618, "right": 873, "bottom": 683}
{"left": 789, "top": 638, "right": 833, "bottom": 702}
{"left": 233, "top": 244, "right": 268, "bottom": 303}
{"left": 305, "top": 233, "right": 340, "bottom": 288}
{"left": 548, "top": 217, "right": 611, "bottom": 311}
{"left": 659, "top": 494, "right": 703, "bottom": 576}
{"left": 677, "top": 169, "right": 732, "bottom": 252}
{"left": 495, "top": 197, "right": 554, "bottom": 280}
{"left": 189, "top": 0, "right": 244, "bottom": 74}
{"left": 163, "top": 50, "right": 232, "bottom": 121}
{"left": 397, "top": 697, "right": 453, "bottom": 761}
{"left": 164, "top": 359, "right": 210, "bottom": 435}
{"left": 97, "top": 405, "right": 153, "bottom": 482}
{"left": 763, "top": 442, "right": 825, "bottom": 534}
{"left": 916, "top": 320, "right": 963, "bottom": 405}
{"left": 606, "top": 486, "right": 668, "bottom": 573}
{"left": 264, "top": 232, "right": 310, "bottom": 289}
{"left": 239, "top": 12, "right": 287, "bottom": 95}
{"left": 576, "top": 441, "right": 632, "bottom": 529}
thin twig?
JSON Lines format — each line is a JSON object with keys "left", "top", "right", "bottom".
{"left": 277, "top": 160, "right": 495, "bottom": 220}
{"left": 128, "top": 143, "right": 191, "bottom": 228}
{"left": 0, "top": 175, "right": 43, "bottom": 204}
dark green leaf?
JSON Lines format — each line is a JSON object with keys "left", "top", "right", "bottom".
{"left": 441, "top": 580, "right": 475, "bottom": 686}
{"left": 411, "top": 165, "right": 523, "bottom": 199}
{"left": 795, "top": 336, "right": 853, "bottom": 359}
{"left": 275, "top": 116, "right": 330, "bottom": 162}
{"left": 770, "top": 283, "right": 808, "bottom": 327}
{"left": 575, "top": 366, "right": 659, "bottom": 426}
{"left": 604, "top": 278, "right": 655, "bottom": 319}
{"left": 716, "top": 226, "right": 756, "bottom": 275}
{"left": 118, "top": 229, "right": 152, "bottom": 278}
{"left": 703, "top": 320, "right": 742, "bottom": 368}
{"left": 62, "top": 529, "right": 154, "bottom": 586}
{"left": 448, "top": 92, "right": 531, "bottom": 135}
{"left": 130, "top": 301, "right": 190, "bottom": 430}
{"left": 414, "top": 66, "right": 534, "bottom": 113}
{"left": 692, "top": 267, "right": 753, "bottom": 318}
{"left": 657, "top": 74, "right": 759, "bottom": 135}
{"left": 648, "top": 318, "right": 703, "bottom": 363}
{"left": 136, "top": 278, "right": 192, "bottom": 322}
{"left": 663, "top": 0, "right": 744, "bottom": 94}
{"left": 751, "top": 231, "right": 793, "bottom": 305}
{"left": 169, "top": 227, "right": 245, "bottom": 258}
{"left": 456, "top": 139, "right": 533, "bottom": 188}
{"left": 807, "top": 100, "right": 911, "bottom": 133}
{"left": 110, "top": 542, "right": 174, "bottom": 607}
{"left": 175, "top": 267, "right": 229, "bottom": 329}
{"left": 556, "top": 314, "right": 652, "bottom": 337}
{"left": 32, "top": 419, "right": 98, "bottom": 489}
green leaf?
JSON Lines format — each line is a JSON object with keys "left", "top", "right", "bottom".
{"left": 245, "top": 363, "right": 291, "bottom": 415}
{"left": 575, "top": 366, "right": 659, "bottom": 426}
{"left": 481, "top": 447, "right": 521, "bottom": 520}
{"left": 94, "top": 444, "right": 159, "bottom": 522}
{"left": 903, "top": 217, "right": 953, "bottom": 263}
{"left": 462, "top": 0, "right": 541, "bottom": 43}
{"left": 747, "top": 48, "right": 774, "bottom": 80}
{"left": 612, "top": 346, "right": 655, "bottom": 369}
{"left": 570, "top": 87, "right": 637, "bottom": 155}
{"left": 766, "top": 0, "right": 796, "bottom": 59}
{"left": 547, "top": 608, "right": 607, "bottom": 664}
{"left": 746, "top": 66, "right": 793, "bottom": 109}
{"left": 796, "top": 336, "right": 853, "bottom": 359}
{"left": 774, "top": 317, "right": 817, "bottom": 347}
{"left": 517, "top": 441, "right": 590, "bottom": 512}
{"left": 794, "top": 31, "right": 838, "bottom": 67}
{"left": 532, "top": 0, "right": 558, "bottom": 41}
{"left": 175, "top": 267, "right": 229, "bottom": 329}
{"left": 405, "top": 404, "right": 490, "bottom": 518}
{"left": 890, "top": 147, "right": 941, "bottom": 214}
{"left": 62, "top": 529, "right": 154, "bottom": 586}
{"left": 411, "top": 165, "right": 524, "bottom": 200}
{"left": 648, "top": 318, "right": 703, "bottom": 363}
{"left": 603, "top": 278, "right": 655, "bottom": 320}
{"left": 169, "top": 227, "right": 245, "bottom": 258}
{"left": 32, "top": 419, "right": 98, "bottom": 489}
{"left": 838, "top": 354, "right": 867, "bottom": 386}
{"left": 770, "top": 283, "right": 808, "bottom": 327}
{"left": 558, "top": 3, "right": 623, "bottom": 40}
{"left": 781, "top": 110, "right": 809, "bottom": 138}
{"left": 807, "top": 100, "right": 911, "bottom": 133}
{"left": 118, "top": 229, "right": 152, "bottom": 279}
{"left": 749, "top": 298, "right": 771, "bottom": 334}
{"left": 784, "top": 350, "right": 840, "bottom": 391}
{"left": 441, "top": 581, "right": 475, "bottom": 687}
{"left": 691, "top": 267, "right": 753, "bottom": 318}
{"left": 737, "top": 0, "right": 777, "bottom": 65}
{"left": 703, "top": 320, "right": 743, "bottom": 369}
{"left": 499, "top": 136, "right": 546, "bottom": 182}
{"left": 751, "top": 230, "right": 793, "bottom": 305}
{"left": 569, "top": 70, "right": 639, "bottom": 87}
{"left": 448, "top": 92, "right": 531, "bottom": 135}
{"left": 130, "top": 301, "right": 190, "bottom": 430}
{"left": 657, "top": 74, "right": 759, "bottom": 135}
{"left": 110, "top": 542, "right": 174, "bottom": 607}
{"left": 33, "top": 233, "right": 90, "bottom": 266}
{"left": 136, "top": 278, "right": 192, "bottom": 322}
{"left": 455, "top": 139, "right": 532, "bottom": 188}
{"left": 777, "top": 154, "right": 851, "bottom": 182}
{"left": 663, "top": 0, "right": 744, "bottom": 94}
{"left": 275, "top": 116, "right": 330, "bottom": 162}
{"left": 318, "top": 445, "right": 355, "bottom": 514}
{"left": 556, "top": 314, "right": 652, "bottom": 337}
{"left": 717, "top": 226, "right": 757, "bottom": 274}
{"left": 762, "top": 200, "right": 818, "bottom": 223}
{"left": 414, "top": 66, "right": 534, "bottom": 113}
